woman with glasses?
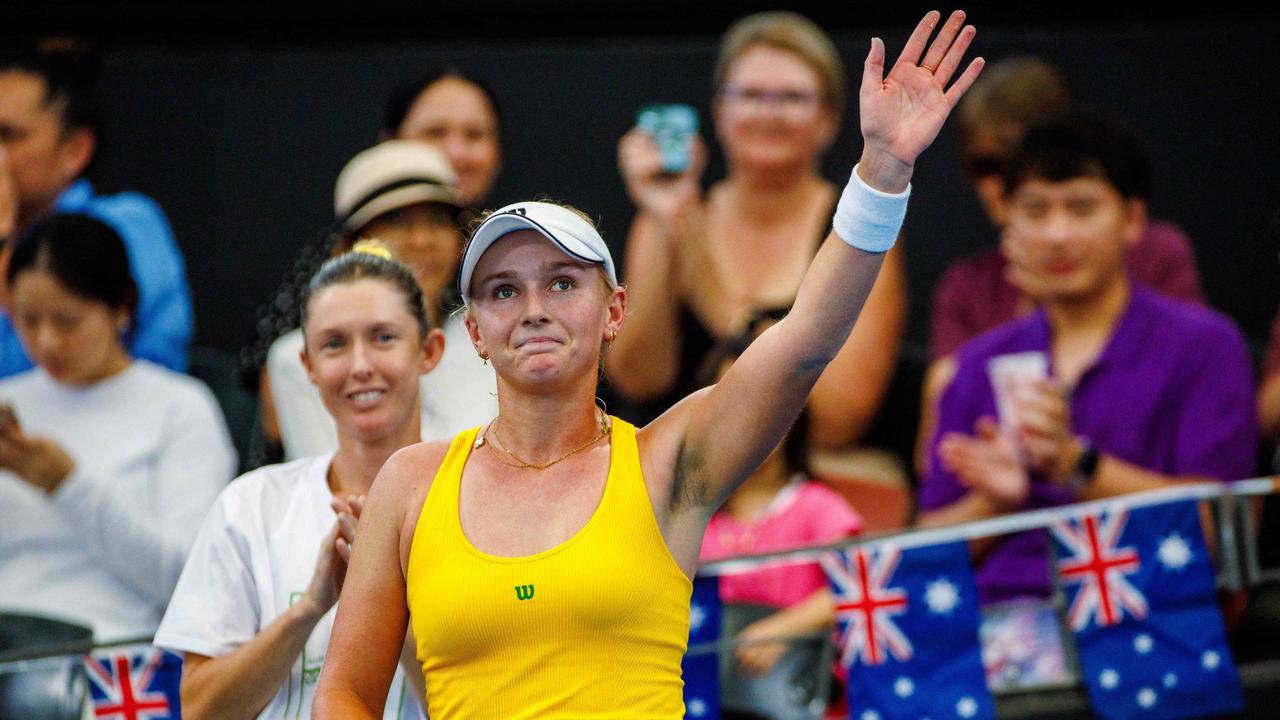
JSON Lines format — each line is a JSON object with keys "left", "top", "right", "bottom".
{"left": 609, "top": 11, "right": 906, "bottom": 451}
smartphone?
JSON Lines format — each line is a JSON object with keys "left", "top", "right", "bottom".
{"left": 636, "top": 104, "right": 699, "bottom": 175}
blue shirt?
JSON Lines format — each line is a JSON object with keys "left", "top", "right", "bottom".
{"left": 919, "top": 287, "right": 1258, "bottom": 604}
{"left": 0, "top": 180, "right": 194, "bottom": 377}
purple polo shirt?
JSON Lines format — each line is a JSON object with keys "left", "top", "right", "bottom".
{"left": 919, "top": 287, "right": 1258, "bottom": 604}
{"left": 929, "top": 220, "right": 1204, "bottom": 362}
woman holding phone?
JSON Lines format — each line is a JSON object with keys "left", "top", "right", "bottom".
{"left": 0, "top": 213, "right": 235, "bottom": 641}
{"left": 156, "top": 243, "right": 439, "bottom": 719}
{"left": 609, "top": 11, "right": 907, "bottom": 449}
{"left": 315, "top": 11, "right": 981, "bottom": 717}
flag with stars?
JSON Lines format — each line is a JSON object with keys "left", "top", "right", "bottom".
{"left": 85, "top": 645, "right": 183, "bottom": 719}
{"left": 822, "top": 540, "right": 992, "bottom": 720}
{"left": 682, "top": 573, "right": 721, "bottom": 719}
{"left": 1051, "top": 499, "right": 1244, "bottom": 720}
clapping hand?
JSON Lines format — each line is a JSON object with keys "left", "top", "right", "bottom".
{"left": 939, "top": 416, "right": 1029, "bottom": 508}
{"left": 300, "top": 494, "right": 365, "bottom": 618}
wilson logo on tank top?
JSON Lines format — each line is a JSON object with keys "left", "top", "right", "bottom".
{"left": 515, "top": 584, "right": 535, "bottom": 601}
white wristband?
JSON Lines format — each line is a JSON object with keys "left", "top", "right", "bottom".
{"left": 832, "top": 164, "right": 910, "bottom": 253}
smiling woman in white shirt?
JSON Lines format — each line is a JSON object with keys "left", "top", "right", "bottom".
{"left": 156, "top": 243, "right": 438, "bottom": 720}
{"left": 0, "top": 212, "right": 236, "bottom": 641}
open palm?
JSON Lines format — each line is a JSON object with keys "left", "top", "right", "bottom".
{"left": 860, "top": 11, "right": 983, "bottom": 174}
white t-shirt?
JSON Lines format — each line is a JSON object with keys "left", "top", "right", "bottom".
{"left": 155, "top": 455, "right": 424, "bottom": 720}
{"left": 268, "top": 314, "right": 498, "bottom": 460}
{"left": 0, "top": 362, "right": 237, "bottom": 641}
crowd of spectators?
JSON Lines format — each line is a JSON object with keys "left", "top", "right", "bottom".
{"left": 0, "top": 13, "right": 1274, "bottom": 720}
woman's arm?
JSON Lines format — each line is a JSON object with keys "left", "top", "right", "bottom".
{"left": 179, "top": 521, "right": 349, "bottom": 719}
{"left": 604, "top": 129, "right": 708, "bottom": 400}
{"left": 604, "top": 212, "right": 684, "bottom": 399}
{"left": 807, "top": 243, "right": 906, "bottom": 447}
{"left": 734, "top": 588, "right": 836, "bottom": 675}
{"left": 665, "top": 12, "right": 982, "bottom": 522}
{"left": 314, "top": 447, "right": 433, "bottom": 719}
{"left": 0, "top": 382, "right": 235, "bottom": 606}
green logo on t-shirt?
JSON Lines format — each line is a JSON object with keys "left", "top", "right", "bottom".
{"left": 515, "top": 584, "right": 535, "bottom": 601}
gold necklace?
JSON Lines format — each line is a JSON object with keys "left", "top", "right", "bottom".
{"left": 476, "top": 410, "right": 610, "bottom": 471}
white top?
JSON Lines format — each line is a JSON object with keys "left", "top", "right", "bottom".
{"left": 155, "top": 455, "right": 424, "bottom": 720}
{"left": 268, "top": 314, "right": 498, "bottom": 460}
{"left": 0, "top": 361, "right": 237, "bottom": 641}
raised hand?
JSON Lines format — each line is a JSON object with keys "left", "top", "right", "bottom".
{"left": 858, "top": 10, "right": 983, "bottom": 191}
{"left": 617, "top": 127, "right": 707, "bottom": 237}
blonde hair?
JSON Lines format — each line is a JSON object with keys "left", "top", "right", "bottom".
{"left": 714, "top": 12, "right": 846, "bottom": 118}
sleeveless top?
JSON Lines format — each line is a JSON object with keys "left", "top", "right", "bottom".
{"left": 405, "top": 417, "right": 693, "bottom": 719}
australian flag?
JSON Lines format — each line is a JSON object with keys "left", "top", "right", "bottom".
{"left": 85, "top": 646, "right": 183, "bottom": 720}
{"left": 1051, "top": 499, "right": 1244, "bottom": 720}
{"left": 683, "top": 573, "right": 721, "bottom": 719}
{"left": 823, "top": 541, "right": 993, "bottom": 720}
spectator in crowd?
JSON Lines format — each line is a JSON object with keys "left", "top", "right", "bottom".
{"left": 0, "top": 213, "right": 234, "bottom": 641}
{"left": 608, "top": 11, "right": 905, "bottom": 446}
{"left": 260, "top": 141, "right": 497, "bottom": 459}
{"left": 0, "top": 39, "right": 193, "bottom": 377}
{"left": 696, "top": 328, "right": 863, "bottom": 719}
{"left": 384, "top": 68, "right": 503, "bottom": 211}
{"left": 157, "top": 244, "right": 432, "bottom": 720}
{"left": 921, "top": 59, "right": 1204, "bottom": 465}
{"left": 917, "top": 113, "right": 1257, "bottom": 604}
{"left": 241, "top": 68, "right": 503, "bottom": 461}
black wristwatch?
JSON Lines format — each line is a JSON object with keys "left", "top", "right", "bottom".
{"left": 1068, "top": 438, "right": 1100, "bottom": 493}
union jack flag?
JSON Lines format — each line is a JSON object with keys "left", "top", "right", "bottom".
{"left": 1052, "top": 509, "right": 1148, "bottom": 630}
{"left": 822, "top": 546, "right": 910, "bottom": 666}
{"left": 1051, "top": 499, "right": 1244, "bottom": 720}
{"left": 823, "top": 541, "right": 993, "bottom": 720}
{"left": 85, "top": 646, "right": 182, "bottom": 720}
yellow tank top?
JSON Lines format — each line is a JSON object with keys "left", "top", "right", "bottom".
{"left": 405, "top": 417, "right": 693, "bottom": 719}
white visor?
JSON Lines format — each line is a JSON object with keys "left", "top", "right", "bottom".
{"left": 459, "top": 201, "right": 617, "bottom": 301}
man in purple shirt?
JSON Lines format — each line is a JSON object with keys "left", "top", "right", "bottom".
{"left": 916, "top": 59, "right": 1205, "bottom": 474}
{"left": 918, "top": 113, "right": 1257, "bottom": 604}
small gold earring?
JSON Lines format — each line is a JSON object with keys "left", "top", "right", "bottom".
{"left": 606, "top": 330, "right": 617, "bottom": 345}
{"left": 478, "top": 350, "right": 489, "bottom": 365}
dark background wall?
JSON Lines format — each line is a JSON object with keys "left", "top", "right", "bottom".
{"left": 10, "top": 5, "right": 1280, "bottom": 363}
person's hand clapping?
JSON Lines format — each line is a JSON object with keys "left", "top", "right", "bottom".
{"left": 299, "top": 494, "right": 365, "bottom": 619}
{"left": 617, "top": 127, "right": 707, "bottom": 238}
{"left": 857, "top": 10, "right": 983, "bottom": 193}
{"left": 330, "top": 494, "right": 364, "bottom": 563}
{"left": 1010, "top": 379, "right": 1082, "bottom": 483}
{"left": 939, "top": 416, "right": 1028, "bottom": 508}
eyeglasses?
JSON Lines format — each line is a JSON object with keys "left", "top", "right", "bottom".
{"left": 719, "top": 85, "right": 823, "bottom": 114}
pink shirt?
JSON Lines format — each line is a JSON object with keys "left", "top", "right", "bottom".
{"left": 699, "top": 480, "right": 863, "bottom": 608}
